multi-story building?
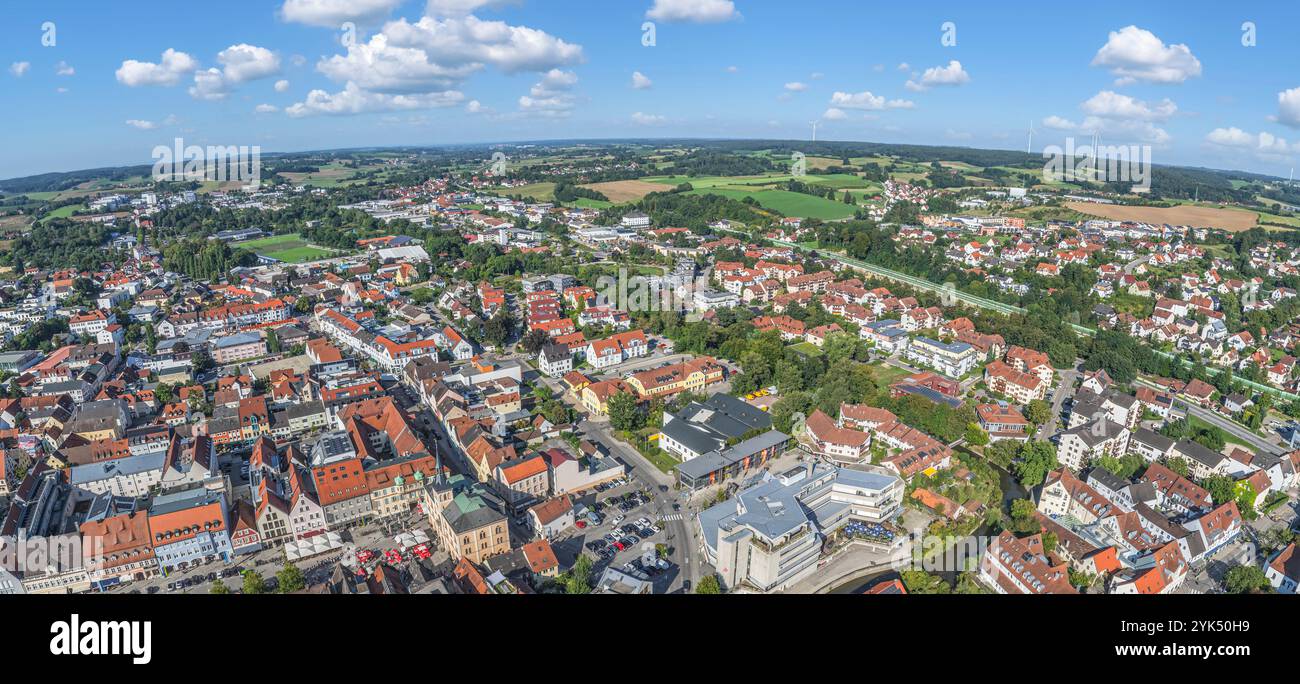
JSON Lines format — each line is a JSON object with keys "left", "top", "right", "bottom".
{"left": 147, "top": 488, "right": 232, "bottom": 575}
{"left": 422, "top": 474, "right": 510, "bottom": 565}
{"left": 699, "top": 462, "right": 903, "bottom": 592}
{"left": 904, "top": 337, "right": 979, "bottom": 378}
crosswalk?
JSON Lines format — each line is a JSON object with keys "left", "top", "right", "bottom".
{"left": 660, "top": 513, "right": 685, "bottom": 521}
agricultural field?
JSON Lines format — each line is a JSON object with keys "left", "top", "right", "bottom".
{"left": 1064, "top": 201, "right": 1261, "bottom": 232}
{"left": 579, "top": 179, "right": 667, "bottom": 203}
{"left": 235, "top": 233, "right": 339, "bottom": 263}
{"left": 641, "top": 172, "right": 869, "bottom": 219}
{"left": 485, "top": 181, "right": 555, "bottom": 201}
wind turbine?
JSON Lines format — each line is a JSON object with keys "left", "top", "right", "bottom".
{"left": 1026, "top": 119, "right": 1035, "bottom": 156}
{"left": 810, "top": 120, "right": 819, "bottom": 142}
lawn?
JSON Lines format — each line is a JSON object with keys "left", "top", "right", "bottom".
{"left": 237, "top": 232, "right": 339, "bottom": 263}
{"left": 867, "top": 363, "right": 914, "bottom": 386}
{"left": 685, "top": 187, "right": 858, "bottom": 220}
{"left": 786, "top": 341, "right": 824, "bottom": 357}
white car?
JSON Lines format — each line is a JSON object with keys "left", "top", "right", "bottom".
{"left": 611, "top": 515, "right": 625, "bottom": 526}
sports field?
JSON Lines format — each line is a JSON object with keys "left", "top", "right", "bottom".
{"left": 236, "top": 233, "right": 338, "bottom": 263}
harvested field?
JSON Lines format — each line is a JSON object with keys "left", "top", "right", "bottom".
{"left": 1065, "top": 201, "right": 1260, "bottom": 232}
{"left": 580, "top": 180, "right": 668, "bottom": 203}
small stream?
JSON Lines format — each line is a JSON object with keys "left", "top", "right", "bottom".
{"left": 828, "top": 465, "right": 1028, "bottom": 594}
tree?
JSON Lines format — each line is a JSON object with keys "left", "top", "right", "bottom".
{"left": 1025, "top": 399, "right": 1052, "bottom": 427}
{"left": 409, "top": 287, "right": 434, "bottom": 305}
{"left": 1223, "top": 564, "right": 1273, "bottom": 594}
{"left": 241, "top": 569, "right": 267, "bottom": 595}
{"left": 277, "top": 560, "right": 307, "bottom": 593}
{"left": 607, "top": 391, "right": 642, "bottom": 432}
{"left": 1013, "top": 441, "right": 1058, "bottom": 488}
{"left": 210, "top": 579, "right": 230, "bottom": 594}
{"left": 964, "top": 422, "right": 989, "bottom": 446}
{"left": 521, "top": 328, "right": 551, "bottom": 355}
{"left": 565, "top": 554, "right": 594, "bottom": 594}
{"left": 1008, "top": 498, "right": 1042, "bottom": 535}
{"left": 483, "top": 310, "right": 515, "bottom": 349}
{"left": 694, "top": 574, "right": 723, "bottom": 594}
{"left": 900, "top": 569, "right": 950, "bottom": 594}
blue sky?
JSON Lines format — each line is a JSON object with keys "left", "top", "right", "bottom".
{"left": 4, "top": 0, "right": 1300, "bottom": 180}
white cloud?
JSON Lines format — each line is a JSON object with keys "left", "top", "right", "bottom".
{"left": 518, "top": 69, "right": 578, "bottom": 116}
{"left": 645, "top": 0, "right": 739, "bottom": 23}
{"left": 9, "top": 61, "right": 30, "bottom": 78}
{"left": 280, "top": 0, "right": 405, "bottom": 27}
{"left": 631, "top": 112, "right": 666, "bottom": 126}
{"left": 872, "top": 64, "right": 885, "bottom": 73}
{"left": 904, "top": 60, "right": 969, "bottom": 91}
{"left": 810, "top": 72, "right": 824, "bottom": 80}
{"left": 725, "top": 65, "right": 738, "bottom": 73}
{"left": 1206, "top": 127, "right": 1299, "bottom": 155}
{"left": 465, "top": 99, "right": 494, "bottom": 114}
{"left": 189, "top": 68, "right": 231, "bottom": 101}
{"left": 125, "top": 119, "right": 158, "bottom": 130}
{"left": 829, "top": 91, "right": 913, "bottom": 110}
{"left": 784, "top": 82, "right": 807, "bottom": 92}
{"left": 1091, "top": 25, "right": 1201, "bottom": 85}
{"left": 55, "top": 61, "right": 75, "bottom": 76}
{"left": 1080, "top": 90, "right": 1177, "bottom": 121}
{"left": 1042, "top": 115, "right": 1079, "bottom": 130}
{"left": 115, "top": 49, "right": 198, "bottom": 87}
{"left": 821, "top": 107, "right": 847, "bottom": 121}
{"left": 1278, "top": 87, "right": 1300, "bottom": 129}
{"left": 383, "top": 14, "right": 583, "bottom": 74}
{"left": 631, "top": 71, "right": 652, "bottom": 89}
{"left": 286, "top": 81, "right": 464, "bottom": 117}
{"left": 896, "top": 62, "right": 910, "bottom": 72}
{"left": 218, "top": 44, "right": 280, "bottom": 83}
{"left": 945, "top": 129, "right": 973, "bottom": 141}
{"left": 318, "top": 33, "right": 481, "bottom": 92}
{"left": 275, "top": 79, "right": 290, "bottom": 92}
{"left": 255, "top": 104, "right": 280, "bottom": 113}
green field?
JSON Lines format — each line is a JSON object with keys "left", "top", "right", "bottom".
{"left": 237, "top": 233, "right": 338, "bottom": 263}
{"left": 786, "top": 341, "right": 824, "bottom": 357}
{"left": 686, "top": 187, "right": 859, "bottom": 220}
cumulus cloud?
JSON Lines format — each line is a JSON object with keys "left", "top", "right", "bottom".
{"left": 631, "top": 71, "right": 652, "bottom": 89}
{"left": 516, "top": 69, "right": 579, "bottom": 116}
{"left": 286, "top": 81, "right": 463, "bottom": 117}
{"left": 218, "top": 44, "right": 281, "bottom": 83}
{"left": 1091, "top": 25, "right": 1201, "bottom": 85}
{"left": 125, "top": 119, "right": 158, "bottom": 130}
{"left": 189, "top": 68, "right": 231, "bottom": 101}
{"left": 646, "top": 0, "right": 739, "bottom": 23}
{"left": 382, "top": 14, "right": 583, "bottom": 74}
{"left": 254, "top": 104, "right": 280, "bottom": 113}
{"left": 9, "top": 61, "right": 30, "bottom": 77}
{"left": 275, "top": 79, "right": 290, "bottom": 92}
{"left": 55, "top": 61, "right": 75, "bottom": 76}
{"left": 116, "top": 49, "right": 198, "bottom": 87}
{"left": 280, "top": 0, "right": 406, "bottom": 27}
{"left": 724, "top": 65, "right": 739, "bottom": 73}
{"left": 821, "top": 107, "right": 847, "bottom": 121}
{"left": 829, "top": 90, "right": 913, "bottom": 110}
{"left": 1080, "top": 90, "right": 1177, "bottom": 121}
{"left": 1278, "top": 87, "right": 1300, "bottom": 129}
{"left": 465, "top": 99, "right": 494, "bottom": 114}
{"left": 1206, "top": 127, "right": 1299, "bottom": 155}
{"left": 631, "top": 112, "right": 666, "bottom": 125}
{"left": 904, "top": 60, "right": 969, "bottom": 91}
{"left": 1042, "top": 115, "right": 1079, "bottom": 130}
{"left": 784, "top": 82, "right": 807, "bottom": 92}
{"left": 318, "top": 34, "right": 481, "bottom": 92}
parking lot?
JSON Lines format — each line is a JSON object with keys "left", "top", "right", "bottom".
{"left": 548, "top": 478, "right": 684, "bottom": 591}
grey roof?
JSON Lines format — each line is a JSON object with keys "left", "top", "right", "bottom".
{"left": 1086, "top": 467, "right": 1128, "bottom": 495}
{"left": 1174, "top": 439, "right": 1224, "bottom": 468}
{"left": 1132, "top": 427, "right": 1175, "bottom": 453}
{"left": 912, "top": 336, "right": 973, "bottom": 355}
{"left": 677, "top": 430, "right": 791, "bottom": 480}
{"left": 68, "top": 451, "right": 167, "bottom": 485}
{"left": 1061, "top": 418, "right": 1126, "bottom": 447}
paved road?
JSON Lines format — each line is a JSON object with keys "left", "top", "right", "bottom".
{"left": 1037, "top": 361, "right": 1082, "bottom": 441}
{"left": 1135, "top": 378, "right": 1285, "bottom": 455}
{"left": 577, "top": 417, "right": 700, "bottom": 593}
